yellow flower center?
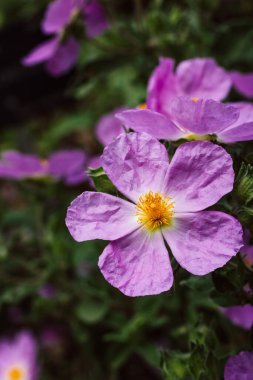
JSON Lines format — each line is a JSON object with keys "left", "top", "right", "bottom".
{"left": 136, "top": 191, "right": 174, "bottom": 231}
{"left": 138, "top": 103, "right": 147, "bottom": 109}
{"left": 192, "top": 97, "right": 199, "bottom": 102}
{"left": 8, "top": 367, "right": 24, "bottom": 380}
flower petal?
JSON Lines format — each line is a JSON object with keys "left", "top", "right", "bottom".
{"left": 66, "top": 191, "right": 138, "bottom": 242}
{"left": 116, "top": 109, "right": 183, "bottom": 140}
{"left": 22, "top": 38, "right": 58, "bottom": 66}
{"left": 83, "top": 0, "right": 109, "bottom": 38}
{"left": 224, "top": 352, "right": 253, "bottom": 380}
{"left": 221, "top": 305, "right": 253, "bottom": 330}
{"left": 164, "top": 141, "right": 234, "bottom": 212}
{"left": 96, "top": 108, "right": 125, "bottom": 146}
{"left": 176, "top": 58, "right": 232, "bottom": 101}
{"left": 102, "top": 132, "right": 170, "bottom": 203}
{"left": 168, "top": 97, "right": 239, "bottom": 135}
{"left": 230, "top": 71, "right": 253, "bottom": 98}
{"left": 41, "top": 0, "right": 74, "bottom": 34}
{"left": 163, "top": 211, "right": 243, "bottom": 275}
{"left": 218, "top": 102, "right": 253, "bottom": 143}
{"left": 46, "top": 37, "right": 80, "bottom": 76}
{"left": 99, "top": 228, "right": 173, "bottom": 296}
{"left": 147, "top": 57, "right": 180, "bottom": 115}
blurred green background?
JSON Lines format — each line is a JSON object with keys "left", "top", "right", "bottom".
{"left": 0, "top": 1, "right": 253, "bottom": 379}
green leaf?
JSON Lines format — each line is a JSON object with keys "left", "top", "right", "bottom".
{"left": 88, "top": 167, "right": 118, "bottom": 194}
{"left": 75, "top": 299, "right": 108, "bottom": 324}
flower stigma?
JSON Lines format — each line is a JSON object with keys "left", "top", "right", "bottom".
{"left": 136, "top": 191, "right": 174, "bottom": 232}
{"left": 7, "top": 367, "right": 24, "bottom": 380}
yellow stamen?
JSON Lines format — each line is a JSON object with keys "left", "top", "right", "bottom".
{"left": 136, "top": 191, "right": 174, "bottom": 232}
{"left": 192, "top": 97, "right": 199, "bottom": 102}
{"left": 8, "top": 367, "right": 24, "bottom": 380}
{"left": 138, "top": 103, "right": 147, "bottom": 109}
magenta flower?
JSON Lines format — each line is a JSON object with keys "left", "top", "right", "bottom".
{"left": 22, "top": 0, "right": 108, "bottom": 76}
{"left": 230, "top": 71, "right": 253, "bottom": 98}
{"left": 0, "top": 149, "right": 88, "bottom": 185}
{"left": 22, "top": 37, "right": 80, "bottom": 77}
{"left": 0, "top": 331, "right": 38, "bottom": 380}
{"left": 221, "top": 305, "right": 253, "bottom": 330}
{"left": 96, "top": 108, "right": 125, "bottom": 146}
{"left": 117, "top": 97, "right": 253, "bottom": 143}
{"left": 147, "top": 58, "right": 231, "bottom": 115}
{"left": 224, "top": 351, "right": 253, "bottom": 380}
{"left": 66, "top": 132, "right": 243, "bottom": 296}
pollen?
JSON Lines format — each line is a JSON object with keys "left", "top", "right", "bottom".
{"left": 136, "top": 191, "right": 174, "bottom": 231}
{"left": 138, "top": 103, "right": 147, "bottom": 109}
{"left": 8, "top": 367, "right": 24, "bottom": 380}
{"left": 192, "top": 97, "right": 199, "bottom": 102}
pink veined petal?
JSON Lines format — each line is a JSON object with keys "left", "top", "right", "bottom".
{"left": 115, "top": 109, "right": 183, "bottom": 140}
{"left": 83, "top": 0, "right": 108, "bottom": 38}
{"left": 224, "top": 352, "right": 253, "bottom": 380}
{"left": 217, "top": 102, "right": 253, "bottom": 143}
{"left": 230, "top": 71, "right": 253, "bottom": 98}
{"left": 22, "top": 38, "right": 59, "bottom": 66}
{"left": 41, "top": 0, "right": 77, "bottom": 34}
{"left": 98, "top": 228, "right": 174, "bottom": 296}
{"left": 163, "top": 211, "right": 243, "bottom": 275}
{"left": 221, "top": 305, "right": 253, "bottom": 330}
{"left": 96, "top": 108, "right": 125, "bottom": 146}
{"left": 46, "top": 37, "right": 80, "bottom": 76}
{"left": 147, "top": 57, "right": 180, "bottom": 115}
{"left": 176, "top": 57, "right": 232, "bottom": 101}
{"left": 164, "top": 140, "right": 234, "bottom": 212}
{"left": 168, "top": 97, "right": 239, "bottom": 135}
{"left": 65, "top": 191, "right": 138, "bottom": 242}
{"left": 102, "top": 132, "right": 170, "bottom": 203}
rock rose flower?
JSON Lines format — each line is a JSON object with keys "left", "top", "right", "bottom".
{"left": 147, "top": 58, "right": 231, "bottom": 113}
{"left": 224, "top": 351, "right": 253, "bottom": 380}
{"left": 22, "top": 0, "right": 108, "bottom": 76}
{"left": 116, "top": 97, "right": 253, "bottom": 143}
{"left": 0, "top": 331, "right": 38, "bottom": 380}
{"left": 0, "top": 149, "right": 89, "bottom": 185}
{"left": 66, "top": 132, "right": 243, "bottom": 296}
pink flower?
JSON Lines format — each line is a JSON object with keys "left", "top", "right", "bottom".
{"left": 66, "top": 132, "right": 243, "bottom": 296}
{"left": 116, "top": 98, "right": 253, "bottom": 143}
{"left": 147, "top": 58, "right": 231, "bottom": 115}
{"left": 0, "top": 149, "right": 90, "bottom": 186}
{"left": 22, "top": 0, "right": 108, "bottom": 76}
{"left": 0, "top": 331, "right": 38, "bottom": 380}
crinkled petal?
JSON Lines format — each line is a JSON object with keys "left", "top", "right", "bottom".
{"left": 96, "top": 108, "right": 125, "bottom": 146}
{"left": 99, "top": 228, "right": 173, "bottom": 296}
{"left": 176, "top": 58, "right": 232, "bottom": 101}
{"left": 22, "top": 38, "right": 58, "bottom": 66}
{"left": 218, "top": 102, "right": 253, "bottom": 143}
{"left": 116, "top": 109, "right": 183, "bottom": 140}
{"left": 168, "top": 97, "right": 239, "bottom": 135}
{"left": 224, "top": 352, "right": 253, "bottom": 380}
{"left": 83, "top": 0, "right": 108, "bottom": 38}
{"left": 164, "top": 141, "right": 234, "bottom": 212}
{"left": 147, "top": 57, "right": 180, "bottom": 115}
{"left": 41, "top": 0, "right": 77, "bottom": 34}
{"left": 163, "top": 211, "right": 243, "bottom": 275}
{"left": 66, "top": 191, "right": 138, "bottom": 242}
{"left": 46, "top": 37, "right": 80, "bottom": 76}
{"left": 230, "top": 71, "right": 253, "bottom": 98}
{"left": 102, "top": 132, "right": 170, "bottom": 203}
{"left": 221, "top": 305, "right": 253, "bottom": 330}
